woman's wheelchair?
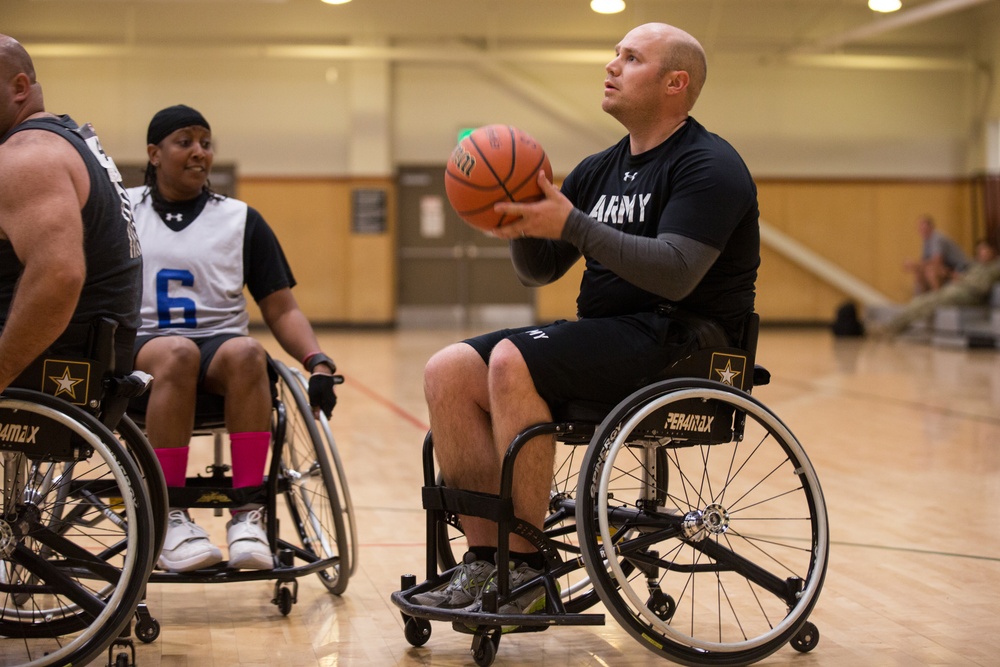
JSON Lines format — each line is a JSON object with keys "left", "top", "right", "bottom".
{"left": 392, "top": 313, "right": 828, "bottom": 667}
{"left": 128, "top": 355, "right": 357, "bottom": 635}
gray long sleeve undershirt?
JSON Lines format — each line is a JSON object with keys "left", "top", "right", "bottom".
{"left": 511, "top": 208, "right": 720, "bottom": 302}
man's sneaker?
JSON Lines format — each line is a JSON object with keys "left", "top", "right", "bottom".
{"left": 158, "top": 509, "right": 223, "bottom": 573}
{"left": 226, "top": 508, "right": 273, "bottom": 570}
{"left": 472, "top": 561, "right": 556, "bottom": 632}
{"left": 411, "top": 551, "right": 495, "bottom": 609}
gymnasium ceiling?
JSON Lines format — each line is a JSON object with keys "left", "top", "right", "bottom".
{"left": 5, "top": 0, "right": 996, "bottom": 73}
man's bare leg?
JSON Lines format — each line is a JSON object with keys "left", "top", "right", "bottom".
{"left": 487, "top": 340, "right": 554, "bottom": 554}
{"left": 424, "top": 343, "right": 502, "bottom": 548}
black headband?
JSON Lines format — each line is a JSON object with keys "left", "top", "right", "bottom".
{"left": 146, "top": 104, "right": 210, "bottom": 145}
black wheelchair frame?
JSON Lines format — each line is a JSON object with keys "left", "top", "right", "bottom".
{"left": 0, "top": 362, "right": 156, "bottom": 667}
{"left": 0, "top": 319, "right": 356, "bottom": 667}
{"left": 129, "top": 358, "right": 357, "bottom": 636}
{"left": 392, "top": 313, "right": 829, "bottom": 667}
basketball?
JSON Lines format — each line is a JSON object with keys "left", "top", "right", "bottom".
{"left": 444, "top": 124, "right": 552, "bottom": 231}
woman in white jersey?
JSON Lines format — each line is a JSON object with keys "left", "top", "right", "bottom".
{"left": 128, "top": 105, "right": 338, "bottom": 573}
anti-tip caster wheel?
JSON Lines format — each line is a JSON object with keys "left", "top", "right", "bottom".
{"left": 276, "top": 586, "right": 294, "bottom": 616}
{"left": 471, "top": 631, "right": 500, "bottom": 667}
{"left": 403, "top": 616, "right": 432, "bottom": 647}
{"left": 135, "top": 616, "right": 161, "bottom": 643}
{"left": 472, "top": 639, "right": 496, "bottom": 667}
{"left": 790, "top": 621, "right": 820, "bottom": 653}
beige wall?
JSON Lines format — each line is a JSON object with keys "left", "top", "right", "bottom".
{"left": 8, "top": 2, "right": 999, "bottom": 326}
{"left": 233, "top": 174, "right": 974, "bottom": 325}
{"left": 238, "top": 178, "right": 396, "bottom": 325}
{"left": 18, "top": 15, "right": 997, "bottom": 181}
{"left": 755, "top": 179, "right": 974, "bottom": 320}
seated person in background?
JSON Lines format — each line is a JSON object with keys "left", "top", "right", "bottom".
{"left": 882, "top": 239, "right": 1000, "bottom": 336}
{"left": 414, "top": 23, "right": 759, "bottom": 614}
{"left": 904, "top": 215, "right": 970, "bottom": 294}
{"left": 0, "top": 34, "right": 141, "bottom": 417}
{"left": 129, "top": 105, "right": 338, "bottom": 573}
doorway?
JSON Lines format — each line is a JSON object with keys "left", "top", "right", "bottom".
{"left": 396, "top": 165, "right": 534, "bottom": 329}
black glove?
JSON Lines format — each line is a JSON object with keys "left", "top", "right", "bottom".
{"left": 308, "top": 373, "right": 337, "bottom": 419}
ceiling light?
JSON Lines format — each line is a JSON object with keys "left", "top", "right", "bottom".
{"left": 321, "top": 0, "right": 352, "bottom": 5}
{"left": 868, "top": 0, "right": 901, "bottom": 12}
{"left": 591, "top": 0, "right": 625, "bottom": 14}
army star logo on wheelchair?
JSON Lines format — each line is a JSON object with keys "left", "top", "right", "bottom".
{"left": 43, "top": 359, "right": 91, "bottom": 404}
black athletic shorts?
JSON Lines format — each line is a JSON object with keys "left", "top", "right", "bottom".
{"left": 134, "top": 332, "right": 245, "bottom": 384}
{"left": 463, "top": 311, "right": 708, "bottom": 413}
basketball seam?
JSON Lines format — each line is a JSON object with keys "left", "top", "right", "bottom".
{"left": 469, "top": 126, "right": 516, "bottom": 201}
{"left": 507, "top": 152, "right": 547, "bottom": 197}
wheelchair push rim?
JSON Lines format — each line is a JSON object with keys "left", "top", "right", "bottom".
{"left": 0, "top": 392, "right": 153, "bottom": 667}
{"left": 272, "top": 361, "right": 355, "bottom": 594}
{"left": 578, "top": 379, "right": 828, "bottom": 664}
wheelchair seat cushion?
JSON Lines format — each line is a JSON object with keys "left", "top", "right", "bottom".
{"left": 129, "top": 391, "right": 227, "bottom": 429}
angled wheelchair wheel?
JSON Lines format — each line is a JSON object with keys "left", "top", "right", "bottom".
{"left": 272, "top": 360, "right": 355, "bottom": 595}
{"left": 577, "top": 379, "right": 828, "bottom": 666}
{"left": 0, "top": 390, "right": 154, "bottom": 667}
{"left": 116, "top": 414, "right": 168, "bottom": 567}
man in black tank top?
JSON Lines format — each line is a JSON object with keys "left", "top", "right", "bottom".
{"left": 0, "top": 34, "right": 142, "bottom": 399}
{"left": 416, "top": 23, "right": 760, "bottom": 614}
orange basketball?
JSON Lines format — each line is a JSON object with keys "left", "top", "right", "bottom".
{"left": 444, "top": 124, "right": 552, "bottom": 231}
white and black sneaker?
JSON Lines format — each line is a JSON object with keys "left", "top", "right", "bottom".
{"left": 412, "top": 551, "right": 496, "bottom": 609}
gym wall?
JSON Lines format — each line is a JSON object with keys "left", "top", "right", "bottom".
{"left": 18, "top": 6, "right": 1000, "bottom": 326}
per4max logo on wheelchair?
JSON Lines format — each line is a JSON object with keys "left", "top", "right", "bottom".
{"left": 663, "top": 412, "right": 714, "bottom": 433}
{"left": 0, "top": 422, "right": 40, "bottom": 446}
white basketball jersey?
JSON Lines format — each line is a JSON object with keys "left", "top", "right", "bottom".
{"left": 128, "top": 187, "right": 250, "bottom": 337}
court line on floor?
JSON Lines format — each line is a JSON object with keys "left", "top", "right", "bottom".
{"left": 830, "top": 539, "right": 1000, "bottom": 562}
{"left": 341, "top": 373, "right": 430, "bottom": 432}
{"left": 773, "top": 375, "right": 1000, "bottom": 426}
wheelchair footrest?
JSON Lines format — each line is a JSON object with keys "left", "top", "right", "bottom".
{"left": 390, "top": 583, "right": 604, "bottom": 629}
{"left": 167, "top": 478, "right": 267, "bottom": 508}
{"left": 149, "top": 539, "right": 338, "bottom": 584}
{"left": 451, "top": 621, "right": 549, "bottom": 635}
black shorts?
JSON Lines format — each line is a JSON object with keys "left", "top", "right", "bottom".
{"left": 134, "top": 332, "right": 245, "bottom": 385}
{"left": 463, "top": 312, "right": 706, "bottom": 413}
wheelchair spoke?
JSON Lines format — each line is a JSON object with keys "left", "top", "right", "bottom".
{"left": 272, "top": 360, "right": 352, "bottom": 595}
{"left": 579, "top": 381, "right": 828, "bottom": 664}
{"left": 0, "top": 390, "right": 154, "bottom": 666}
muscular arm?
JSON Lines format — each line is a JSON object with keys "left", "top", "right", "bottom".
{"left": 0, "top": 132, "right": 87, "bottom": 390}
{"left": 561, "top": 208, "right": 719, "bottom": 300}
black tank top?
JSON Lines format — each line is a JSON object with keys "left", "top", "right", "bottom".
{"left": 0, "top": 115, "right": 142, "bottom": 336}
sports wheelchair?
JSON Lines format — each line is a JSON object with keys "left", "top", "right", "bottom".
{"left": 128, "top": 354, "right": 357, "bottom": 635}
{"left": 0, "top": 319, "right": 356, "bottom": 666}
{"left": 0, "top": 319, "right": 162, "bottom": 667}
{"left": 392, "top": 313, "right": 828, "bottom": 667}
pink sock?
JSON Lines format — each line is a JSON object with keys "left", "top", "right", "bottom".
{"left": 154, "top": 447, "right": 189, "bottom": 488}
{"left": 229, "top": 431, "right": 270, "bottom": 488}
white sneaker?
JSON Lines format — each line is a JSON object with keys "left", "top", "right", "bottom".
{"left": 226, "top": 508, "right": 273, "bottom": 570}
{"left": 158, "top": 509, "right": 223, "bottom": 573}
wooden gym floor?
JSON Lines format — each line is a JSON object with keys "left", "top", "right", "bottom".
{"left": 79, "top": 327, "right": 1000, "bottom": 665}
